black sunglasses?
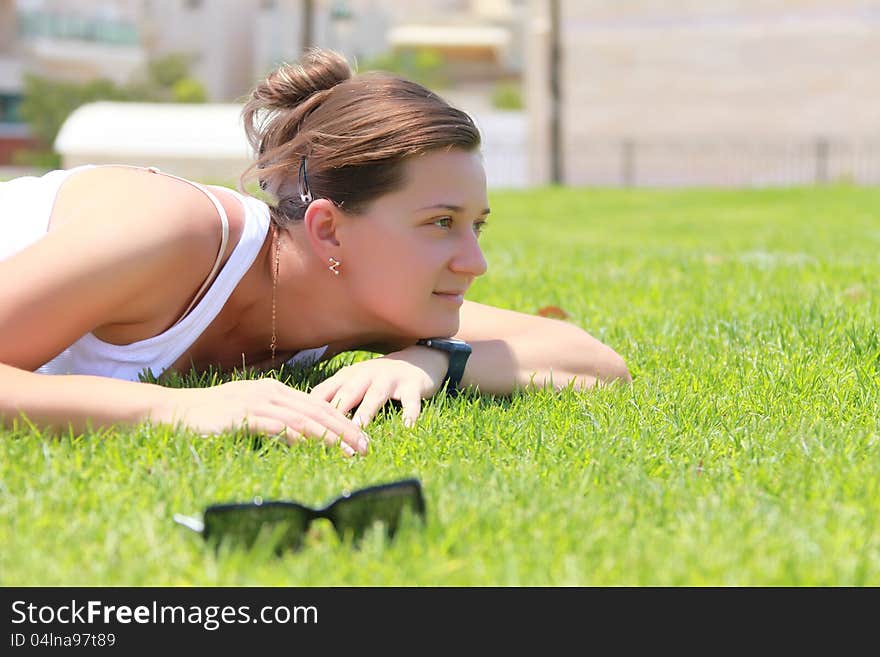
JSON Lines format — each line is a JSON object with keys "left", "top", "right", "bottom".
{"left": 173, "top": 478, "right": 425, "bottom": 553}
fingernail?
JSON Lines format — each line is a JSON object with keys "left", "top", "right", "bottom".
{"left": 354, "top": 414, "right": 367, "bottom": 428}
{"left": 358, "top": 436, "right": 370, "bottom": 454}
{"left": 341, "top": 442, "right": 356, "bottom": 457}
{"left": 403, "top": 417, "right": 414, "bottom": 428}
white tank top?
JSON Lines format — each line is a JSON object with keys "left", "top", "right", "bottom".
{"left": 0, "top": 165, "right": 328, "bottom": 381}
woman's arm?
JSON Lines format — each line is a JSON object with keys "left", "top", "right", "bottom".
{"left": 0, "top": 362, "right": 172, "bottom": 434}
{"left": 307, "top": 300, "right": 631, "bottom": 429}
{"left": 0, "top": 169, "right": 368, "bottom": 453}
{"left": 450, "top": 300, "right": 631, "bottom": 395}
{"left": 0, "top": 362, "right": 370, "bottom": 456}
{"left": 356, "top": 300, "right": 631, "bottom": 397}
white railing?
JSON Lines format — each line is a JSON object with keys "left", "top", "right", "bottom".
{"left": 567, "top": 137, "right": 880, "bottom": 188}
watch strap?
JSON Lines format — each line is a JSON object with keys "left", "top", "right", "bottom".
{"left": 416, "top": 338, "right": 471, "bottom": 395}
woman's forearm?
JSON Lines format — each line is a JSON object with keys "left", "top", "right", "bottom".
{"left": 459, "top": 328, "right": 631, "bottom": 396}
{"left": 0, "top": 362, "right": 173, "bottom": 435}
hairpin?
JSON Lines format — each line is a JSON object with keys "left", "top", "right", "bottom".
{"left": 299, "top": 156, "right": 313, "bottom": 204}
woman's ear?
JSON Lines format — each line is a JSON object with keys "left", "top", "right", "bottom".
{"left": 303, "top": 198, "right": 343, "bottom": 251}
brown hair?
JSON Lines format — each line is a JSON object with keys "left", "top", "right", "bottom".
{"left": 240, "top": 47, "right": 482, "bottom": 226}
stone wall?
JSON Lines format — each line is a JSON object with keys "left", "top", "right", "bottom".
{"left": 527, "top": 0, "right": 880, "bottom": 186}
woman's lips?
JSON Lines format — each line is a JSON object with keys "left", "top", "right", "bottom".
{"left": 433, "top": 292, "right": 465, "bottom": 304}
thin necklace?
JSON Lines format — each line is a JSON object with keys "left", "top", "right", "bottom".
{"left": 270, "top": 225, "right": 280, "bottom": 364}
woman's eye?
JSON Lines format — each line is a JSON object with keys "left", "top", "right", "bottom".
{"left": 432, "top": 217, "right": 489, "bottom": 236}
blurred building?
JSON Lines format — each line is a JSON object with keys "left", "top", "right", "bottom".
{"left": 5, "top": 0, "right": 261, "bottom": 96}
{"left": 2, "top": 0, "right": 526, "bottom": 179}
{"left": 253, "top": 0, "right": 524, "bottom": 88}
{"left": 11, "top": 0, "right": 880, "bottom": 188}
{"left": 54, "top": 100, "right": 253, "bottom": 181}
{"left": 3, "top": 0, "right": 523, "bottom": 101}
{"left": 527, "top": 0, "right": 880, "bottom": 187}
{"left": 1, "top": 0, "right": 36, "bottom": 163}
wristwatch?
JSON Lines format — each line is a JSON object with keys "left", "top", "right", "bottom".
{"left": 416, "top": 337, "right": 472, "bottom": 395}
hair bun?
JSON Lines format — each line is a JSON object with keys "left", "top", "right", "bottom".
{"left": 254, "top": 47, "right": 352, "bottom": 110}
{"left": 239, "top": 46, "right": 481, "bottom": 224}
{"left": 242, "top": 48, "right": 353, "bottom": 174}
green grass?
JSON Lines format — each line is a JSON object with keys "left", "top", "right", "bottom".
{"left": 2, "top": 184, "right": 879, "bottom": 585}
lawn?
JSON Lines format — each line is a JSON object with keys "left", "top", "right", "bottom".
{"left": 1, "top": 183, "right": 879, "bottom": 585}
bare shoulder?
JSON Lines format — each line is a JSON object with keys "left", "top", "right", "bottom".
{"left": 0, "top": 166, "right": 248, "bottom": 370}
{"left": 50, "top": 165, "right": 243, "bottom": 247}
{"left": 52, "top": 166, "right": 245, "bottom": 325}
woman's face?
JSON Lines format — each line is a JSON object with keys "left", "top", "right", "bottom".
{"left": 340, "top": 148, "right": 490, "bottom": 339}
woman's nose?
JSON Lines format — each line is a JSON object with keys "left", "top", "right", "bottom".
{"left": 451, "top": 231, "right": 488, "bottom": 277}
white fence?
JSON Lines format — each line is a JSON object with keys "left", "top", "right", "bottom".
{"left": 469, "top": 110, "right": 529, "bottom": 190}
{"left": 567, "top": 137, "right": 880, "bottom": 188}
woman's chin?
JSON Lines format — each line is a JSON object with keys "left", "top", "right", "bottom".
{"left": 428, "top": 317, "right": 460, "bottom": 338}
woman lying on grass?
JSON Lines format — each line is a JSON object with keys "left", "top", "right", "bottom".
{"left": 0, "top": 48, "right": 630, "bottom": 456}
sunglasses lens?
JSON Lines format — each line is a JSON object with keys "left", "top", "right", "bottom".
{"left": 329, "top": 482, "right": 425, "bottom": 541}
{"left": 203, "top": 504, "right": 311, "bottom": 553}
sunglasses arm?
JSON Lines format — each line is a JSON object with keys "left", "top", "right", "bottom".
{"left": 173, "top": 513, "right": 206, "bottom": 534}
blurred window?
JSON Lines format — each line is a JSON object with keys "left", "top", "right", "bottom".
{"left": 17, "top": 9, "right": 138, "bottom": 44}
{"left": 0, "top": 94, "right": 23, "bottom": 123}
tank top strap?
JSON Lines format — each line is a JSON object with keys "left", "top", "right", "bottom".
{"left": 129, "top": 166, "right": 231, "bottom": 326}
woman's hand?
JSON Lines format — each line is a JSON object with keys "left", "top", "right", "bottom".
{"left": 153, "top": 378, "right": 371, "bottom": 456}
{"left": 308, "top": 346, "right": 449, "bottom": 429}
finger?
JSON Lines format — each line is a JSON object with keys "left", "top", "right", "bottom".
{"left": 398, "top": 386, "right": 422, "bottom": 428}
{"left": 330, "top": 378, "right": 372, "bottom": 418}
{"left": 284, "top": 424, "right": 356, "bottom": 458}
{"left": 309, "top": 378, "right": 340, "bottom": 404}
{"left": 286, "top": 387, "right": 360, "bottom": 429}
{"left": 318, "top": 409, "right": 371, "bottom": 455}
{"left": 281, "top": 423, "right": 356, "bottom": 457}
{"left": 265, "top": 386, "right": 369, "bottom": 453}
{"left": 284, "top": 414, "right": 367, "bottom": 455}
{"left": 352, "top": 381, "right": 396, "bottom": 429}
{"left": 301, "top": 402, "right": 372, "bottom": 455}
{"left": 244, "top": 416, "right": 305, "bottom": 445}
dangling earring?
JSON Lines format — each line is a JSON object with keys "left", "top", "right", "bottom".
{"left": 328, "top": 257, "right": 341, "bottom": 276}
{"left": 270, "top": 225, "right": 280, "bottom": 363}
